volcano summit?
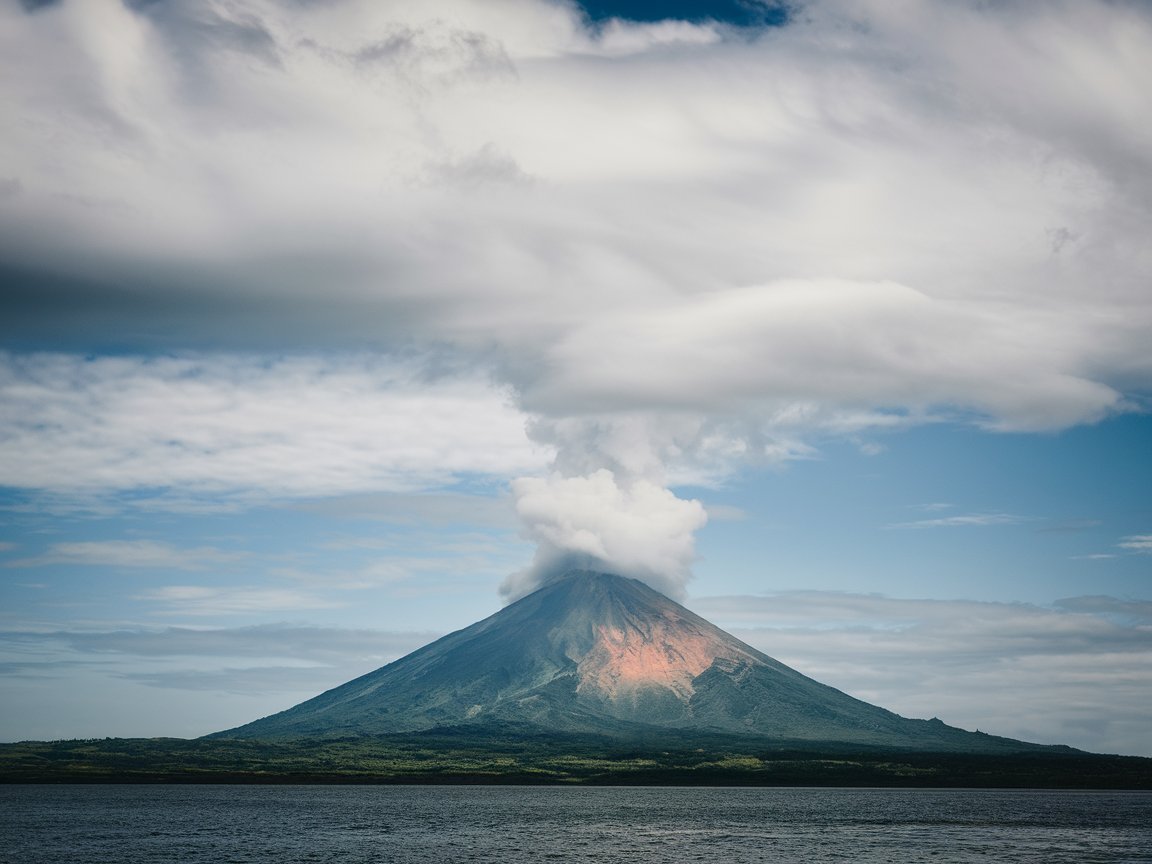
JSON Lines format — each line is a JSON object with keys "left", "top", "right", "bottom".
{"left": 213, "top": 571, "right": 1045, "bottom": 752}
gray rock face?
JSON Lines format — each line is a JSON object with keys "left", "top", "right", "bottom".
{"left": 211, "top": 571, "right": 1043, "bottom": 751}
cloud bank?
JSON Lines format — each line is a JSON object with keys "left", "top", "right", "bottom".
{"left": 2, "top": 0, "right": 1151, "bottom": 592}
{"left": 694, "top": 591, "right": 1152, "bottom": 756}
{"left": 0, "top": 353, "right": 542, "bottom": 506}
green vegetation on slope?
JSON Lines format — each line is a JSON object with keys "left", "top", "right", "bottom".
{"left": 2, "top": 730, "right": 1148, "bottom": 788}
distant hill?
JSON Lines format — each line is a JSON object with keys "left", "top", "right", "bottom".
{"left": 210, "top": 570, "right": 1065, "bottom": 753}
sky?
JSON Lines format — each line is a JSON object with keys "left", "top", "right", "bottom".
{"left": 0, "top": 0, "right": 1149, "bottom": 756}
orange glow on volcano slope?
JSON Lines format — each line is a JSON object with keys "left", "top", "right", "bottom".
{"left": 574, "top": 610, "right": 760, "bottom": 704}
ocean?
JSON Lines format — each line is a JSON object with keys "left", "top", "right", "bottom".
{"left": 2, "top": 785, "right": 1149, "bottom": 863}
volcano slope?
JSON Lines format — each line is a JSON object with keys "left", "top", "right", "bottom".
{"left": 211, "top": 571, "right": 1053, "bottom": 754}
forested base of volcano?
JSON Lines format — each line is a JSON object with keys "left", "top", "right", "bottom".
{"left": 2, "top": 728, "right": 1148, "bottom": 789}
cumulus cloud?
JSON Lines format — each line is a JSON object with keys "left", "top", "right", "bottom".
{"left": 2, "top": 0, "right": 1152, "bottom": 593}
{"left": 692, "top": 591, "right": 1152, "bottom": 755}
{"left": 2, "top": 0, "right": 1148, "bottom": 419}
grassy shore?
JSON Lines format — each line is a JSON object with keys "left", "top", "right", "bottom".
{"left": 2, "top": 730, "right": 1149, "bottom": 788}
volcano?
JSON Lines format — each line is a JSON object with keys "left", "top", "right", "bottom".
{"left": 212, "top": 571, "right": 1042, "bottom": 751}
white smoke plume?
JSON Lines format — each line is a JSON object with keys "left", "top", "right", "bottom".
{"left": 502, "top": 469, "right": 707, "bottom": 601}
{"left": 500, "top": 414, "right": 736, "bottom": 600}
{"left": 499, "top": 401, "right": 870, "bottom": 601}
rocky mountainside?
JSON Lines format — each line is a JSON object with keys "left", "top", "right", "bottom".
{"left": 211, "top": 571, "right": 1050, "bottom": 752}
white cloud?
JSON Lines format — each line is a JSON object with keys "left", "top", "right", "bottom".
{"left": 591, "top": 17, "right": 723, "bottom": 56}
{"left": 1118, "top": 534, "right": 1152, "bottom": 553}
{"left": 0, "top": 353, "right": 545, "bottom": 505}
{"left": 6, "top": 540, "right": 237, "bottom": 570}
{"left": 691, "top": 590, "right": 1152, "bottom": 756}
{"left": 886, "top": 513, "right": 1026, "bottom": 529}
{"left": 529, "top": 280, "right": 1123, "bottom": 431}
{"left": 503, "top": 469, "right": 707, "bottom": 599}
{"left": 137, "top": 585, "right": 343, "bottom": 615}
{"left": 0, "top": 0, "right": 1147, "bottom": 440}
{"left": 703, "top": 503, "right": 747, "bottom": 522}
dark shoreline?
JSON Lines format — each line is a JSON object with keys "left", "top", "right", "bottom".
{"left": 3, "top": 734, "right": 1149, "bottom": 789}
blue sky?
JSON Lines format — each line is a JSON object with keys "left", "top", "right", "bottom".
{"left": 1, "top": 0, "right": 1150, "bottom": 755}
{"left": 579, "top": 0, "right": 787, "bottom": 26}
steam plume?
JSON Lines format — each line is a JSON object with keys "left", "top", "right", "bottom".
{"left": 501, "top": 468, "right": 707, "bottom": 601}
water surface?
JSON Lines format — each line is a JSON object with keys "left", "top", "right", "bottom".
{"left": 2, "top": 785, "right": 1149, "bottom": 863}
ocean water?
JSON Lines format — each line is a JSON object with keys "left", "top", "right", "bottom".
{"left": 1, "top": 785, "right": 1149, "bottom": 863}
